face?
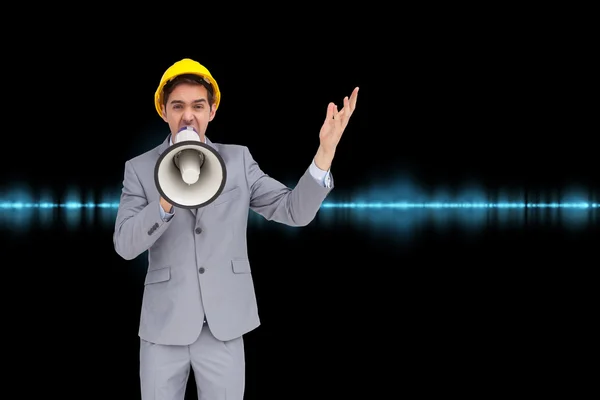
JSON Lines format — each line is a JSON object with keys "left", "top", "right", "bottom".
{"left": 161, "top": 83, "right": 216, "bottom": 142}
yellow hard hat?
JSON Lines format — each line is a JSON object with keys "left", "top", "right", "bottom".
{"left": 154, "top": 58, "right": 221, "bottom": 118}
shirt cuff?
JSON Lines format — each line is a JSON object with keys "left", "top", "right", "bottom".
{"left": 159, "top": 202, "right": 174, "bottom": 221}
{"left": 309, "top": 159, "right": 332, "bottom": 188}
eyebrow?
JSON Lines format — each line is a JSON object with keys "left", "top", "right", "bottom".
{"left": 170, "top": 99, "right": 207, "bottom": 105}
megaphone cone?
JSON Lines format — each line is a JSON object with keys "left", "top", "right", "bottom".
{"left": 154, "top": 133, "right": 227, "bottom": 209}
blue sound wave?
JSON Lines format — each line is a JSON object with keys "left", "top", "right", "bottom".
{"left": 313, "top": 179, "right": 599, "bottom": 239}
{"left": 2, "top": 201, "right": 596, "bottom": 210}
{"left": 0, "top": 202, "right": 120, "bottom": 209}
{"left": 1, "top": 181, "right": 598, "bottom": 234}
{"left": 321, "top": 202, "right": 597, "bottom": 209}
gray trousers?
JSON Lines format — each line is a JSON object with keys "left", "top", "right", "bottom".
{"left": 140, "top": 322, "right": 245, "bottom": 400}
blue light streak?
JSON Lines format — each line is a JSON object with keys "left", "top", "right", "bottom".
{"left": 321, "top": 202, "right": 598, "bottom": 209}
{"left": 0, "top": 202, "right": 120, "bottom": 209}
{"left": 1, "top": 181, "right": 598, "bottom": 236}
{"left": 1, "top": 201, "right": 597, "bottom": 210}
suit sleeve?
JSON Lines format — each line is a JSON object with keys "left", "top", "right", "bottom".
{"left": 113, "top": 160, "right": 173, "bottom": 260}
{"left": 243, "top": 146, "right": 334, "bottom": 226}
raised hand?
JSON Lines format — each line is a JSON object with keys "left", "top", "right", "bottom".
{"left": 319, "top": 87, "right": 359, "bottom": 155}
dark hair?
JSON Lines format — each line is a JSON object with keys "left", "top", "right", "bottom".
{"left": 162, "top": 74, "right": 216, "bottom": 109}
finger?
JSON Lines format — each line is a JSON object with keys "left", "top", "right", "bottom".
{"left": 324, "top": 102, "right": 334, "bottom": 123}
{"left": 345, "top": 95, "right": 351, "bottom": 114}
{"left": 350, "top": 87, "right": 359, "bottom": 110}
{"left": 333, "top": 104, "right": 343, "bottom": 132}
{"left": 340, "top": 96, "right": 351, "bottom": 128}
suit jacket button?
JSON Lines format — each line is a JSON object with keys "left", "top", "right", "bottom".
{"left": 199, "top": 267, "right": 205, "bottom": 274}
{"left": 195, "top": 227, "right": 202, "bottom": 234}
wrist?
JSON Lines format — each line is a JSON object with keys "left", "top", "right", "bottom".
{"left": 314, "top": 146, "right": 335, "bottom": 171}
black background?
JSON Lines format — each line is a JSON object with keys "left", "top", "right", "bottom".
{"left": 0, "top": 8, "right": 597, "bottom": 399}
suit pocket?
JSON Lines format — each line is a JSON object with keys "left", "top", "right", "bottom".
{"left": 214, "top": 186, "right": 240, "bottom": 206}
{"left": 231, "top": 258, "right": 251, "bottom": 274}
{"left": 145, "top": 266, "right": 171, "bottom": 285}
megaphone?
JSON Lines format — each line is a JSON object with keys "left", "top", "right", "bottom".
{"left": 154, "top": 126, "right": 227, "bottom": 209}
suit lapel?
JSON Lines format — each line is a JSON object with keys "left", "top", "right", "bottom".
{"left": 194, "top": 136, "right": 219, "bottom": 222}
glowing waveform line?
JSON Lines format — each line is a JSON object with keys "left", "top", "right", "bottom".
{"left": 0, "top": 201, "right": 598, "bottom": 210}
{"left": 321, "top": 202, "right": 599, "bottom": 209}
{"left": 0, "top": 202, "right": 119, "bottom": 209}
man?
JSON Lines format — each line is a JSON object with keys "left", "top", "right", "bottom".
{"left": 113, "top": 58, "right": 359, "bottom": 399}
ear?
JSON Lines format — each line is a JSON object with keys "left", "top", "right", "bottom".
{"left": 208, "top": 105, "right": 217, "bottom": 122}
{"left": 161, "top": 105, "right": 168, "bottom": 122}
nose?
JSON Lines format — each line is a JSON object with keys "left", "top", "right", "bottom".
{"left": 183, "top": 107, "right": 194, "bottom": 123}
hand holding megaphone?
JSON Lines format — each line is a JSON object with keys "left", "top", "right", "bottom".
{"left": 160, "top": 196, "right": 173, "bottom": 213}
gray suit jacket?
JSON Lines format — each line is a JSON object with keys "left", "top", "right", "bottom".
{"left": 113, "top": 135, "right": 334, "bottom": 345}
